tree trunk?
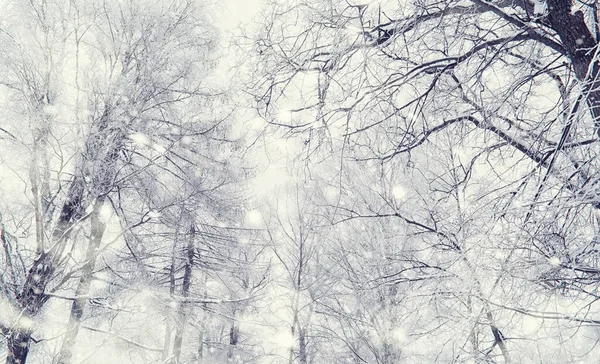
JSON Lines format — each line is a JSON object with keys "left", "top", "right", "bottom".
{"left": 298, "top": 328, "right": 307, "bottom": 364}
{"left": 4, "top": 108, "right": 122, "bottom": 364}
{"left": 227, "top": 313, "right": 239, "bottom": 359}
{"left": 546, "top": 0, "right": 600, "bottom": 132}
{"left": 163, "top": 234, "right": 179, "bottom": 362}
{"left": 196, "top": 274, "right": 209, "bottom": 363}
{"left": 196, "top": 329, "right": 204, "bottom": 363}
{"left": 6, "top": 331, "right": 31, "bottom": 364}
{"left": 172, "top": 223, "right": 195, "bottom": 364}
{"left": 5, "top": 177, "right": 85, "bottom": 364}
{"left": 57, "top": 196, "right": 107, "bottom": 364}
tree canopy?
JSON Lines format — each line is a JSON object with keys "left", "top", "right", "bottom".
{"left": 2, "top": 0, "right": 600, "bottom": 363}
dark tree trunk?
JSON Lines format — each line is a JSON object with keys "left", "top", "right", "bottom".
{"left": 298, "top": 328, "right": 307, "bottom": 364}
{"left": 5, "top": 108, "right": 122, "bottom": 364}
{"left": 172, "top": 224, "right": 195, "bottom": 364}
{"left": 6, "top": 332, "right": 31, "bottom": 364}
{"left": 546, "top": 0, "right": 600, "bottom": 132}
{"left": 227, "top": 315, "right": 239, "bottom": 359}
{"left": 6, "top": 177, "right": 84, "bottom": 364}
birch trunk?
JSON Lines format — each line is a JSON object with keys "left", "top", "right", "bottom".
{"left": 56, "top": 196, "right": 108, "bottom": 364}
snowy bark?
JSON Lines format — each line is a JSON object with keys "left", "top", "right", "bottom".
{"left": 56, "top": 196, "right": 108, "bottom": 364}
{"left": 172, "top": 224, "right": 195, "bottom": 364}
{"left": 544, "top": 0, "right": 600, "bottom": 139}
{"left": 5, "top": 177, "right": 85, "bottom": 364}
{"left": 5, "top": 106, "right": 123, "bottom": 363}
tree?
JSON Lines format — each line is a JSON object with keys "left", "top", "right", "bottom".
{"left": 249, "top": 0, "right": 600, "bottom": 361}
{"left": 263, "top": 179, "right": 326, "bottom": 364}
{"left": 0, "top": 0, "right": 251, "bottom": 363}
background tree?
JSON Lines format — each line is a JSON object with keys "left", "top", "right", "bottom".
{"left": 0, "top": 0, "right": 258, "bottom": 363}
{"left": 263, "top": 178, "right": 327, "bottom": 364}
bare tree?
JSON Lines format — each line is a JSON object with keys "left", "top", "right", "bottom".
{"left": 248, "top": 0, "right": 600, "bottom": 361}
{"left": 0, "top": 0, "right": 244, "bottom": 363}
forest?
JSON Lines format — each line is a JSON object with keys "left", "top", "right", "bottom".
{"left": 0, "top": 0, "right": 599, "bottom": 363}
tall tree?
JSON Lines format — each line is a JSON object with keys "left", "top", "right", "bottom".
{"left": 0, "top": 0, "right": 242, "bottom": 363}
{"left": 250, "top": 0, "right": 600, "bottom": 362}
{"left": 264, "top": 180, "right": 324, "bottom": 364}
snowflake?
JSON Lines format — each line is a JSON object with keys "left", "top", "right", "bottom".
{"left": 181, "top": 135, "right": 193, "bottom": 145}
{"left": 245, "top": 209, "right": 263, "bottom": 227}
{"left": 129, "top": 132, "right": 150, "bottom": 146}
{"left": 392, "top": 185, "right": 407, "bottom": 200}
{"left": 548, "top": 256, "right": 561, "bottom": 266}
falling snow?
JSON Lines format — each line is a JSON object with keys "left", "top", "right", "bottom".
{"left": 129, "top": 132, "right": 151, "bottom": 146}
{"left": 0, "top": 0, "right": 598, "bottom": 363}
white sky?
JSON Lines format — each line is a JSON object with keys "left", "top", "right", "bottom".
{"left": 220, "top": 0, "right": 263, "bottom": 30}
